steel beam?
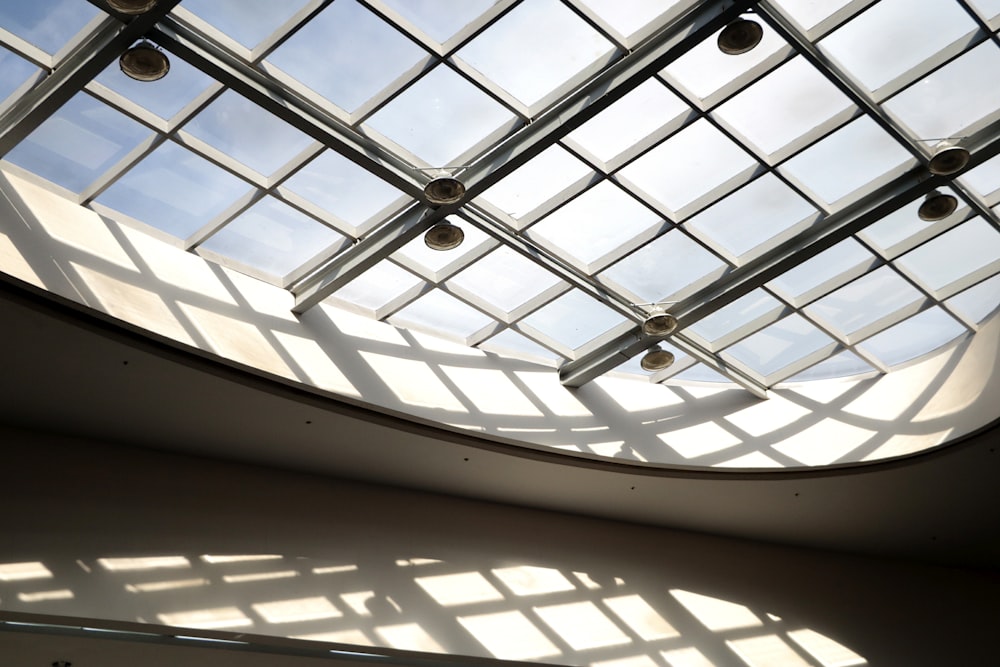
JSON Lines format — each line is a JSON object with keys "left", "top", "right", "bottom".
{"left": 290, "top": 0, "right": 759, "bottom": 309}
{"left": 0, "top": 1, "right": 183, "bottom": 156}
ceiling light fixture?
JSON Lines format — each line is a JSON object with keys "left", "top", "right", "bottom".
{"left": 423, "top": 176, "right": 466, "bottom": 206}
{"left": 641, "top": 346, "right": 675, "bottom": 372}
{"left": 928, "top": 143, "right": 970, "bottom": 176}
{"left": 106, "top": 0, "right": 157, "bottom": 14}
{"left": 717, "top": 18, "right": 763, "bottom": 55}
{"left": 642, "top": 309, "right": 678, "bottom": 337}
{"left": 119, "top": 40, "right": 169, "bottom": 81}
{"left": 424, "top": 220, "right": 464, "bottom": 251}
{"left": 918, "top": 191, "right": 958, "bottom": 221}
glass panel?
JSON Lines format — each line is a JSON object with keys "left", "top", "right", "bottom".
{"left": 280, "top": 149, "right": 406, "bottom": 232}
{"left": 960, "top": 153, "right": 1000, "bottom": 205}
{"left": 180, "top": 0, "right": 313, "bottom": 49}
{"left": 389, "top": 288, "right": 495, "bottom": 340}
{"left": 684, "top": 173, "right": 819, "bottom": 262}
{"left": 200, "top": 196, "right": 347, "bottom": 278}
{"left": 527, "top": 181, "right": 664, "bottom": 271}
{"left": 894, "top": 217, "right": 1000, "bottom": 294}
{"left": 767, "top": 238, "right": 877, "bottom": 304}
{"left": 96, "top": 142, "right": 251, "bottom": 240}
{"left": 182, "top": 90, "right": 315, "bottom": 176}
{"left": 687, "top": 289, "right": 785, "bottom": 347}
{"left": 782, "top": 350, "right": 874, "bottom": 383}
{"left": 447, "top": 246, "right": 563, "bottom": 313}
{"left": 0, "top": 45, "right": 42, "bottom": 107}
{"left": 577, "top": 0, "right": 690, "bottom": 39}
{"left": 479, "top": 145, "right": 593, "bottom": 222}
{"left": 819, "top": 0, "right": 978, "bottom": 93}
{"left": 804, "top": 265, "right": 924, "bottom": 338}
{"left": 857, "top": 307, "right": 966, "bottom": 368}
{"left": 479, "top": 328, "right": 564, "bottom": 365}
{"left": 366, "top": 65, "right": 519, "bottom": 166}
{"left": 968, "top": 0, "right": 1000, "bottom": 24}
{"left": 265, "top": 0, "right": 427, "bottom": 114}
{"left": 768, "top": 0, "right": 859, "bottom": 32}
{"left": 331, "top": 260, "right": 422, "bottom": 312}
{"left": 618, "top": 118, "right": 757, "bottom": 217}
{"left": 519, "top": 289, "right": 627, "bottom": 352}
{"left": 946, "top": 273, "right": 1000, "bottom": 324}
{"left": 94, "top": 50, "right": 216, "bottom": 120}
{"left": 0, "top": 0, "right": 99, "bottom": 54}
{"left": 722, "top": 313, "right": 836, "bottom": 378}
{"left": 779, "top": 116, "right": 915, "bottom": 207}
{"left": 394, "top": 218, "right": 491, "bottom": 274}
{"left": 379, "top": 0, "right": 498, "bottom": 44}
{"left": 566, "top": 79, "right": 690, "bottom": 164}
{"left": 662, "top": 19, "right": 788, "bottom": 105}
{"left": 599, "top": 230, "right": 728, "bottom": 304}
{"left": 713, "top": 56, "right": 854, "bottom": 159}
{"left": 884, "top": 42, "right": 1000, "bottom": 141}
{"left": 456, "top": 0, "right": 616, "bottom": 107}
{"left": 5, "top": 92, "right": 151, "bottom": 193}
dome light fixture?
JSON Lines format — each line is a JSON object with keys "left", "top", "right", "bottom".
{"left": 424, "top": 176, "right": 466, "bottom": 206}
{"left": 106, "top": 0, "right": 158, "bottom": 14}
{"left": 918, "top": 190, "right": 958, "bottom": 221}
{"left": 928, "top": 143, "right": 969, "bottom": 176}
{"left": 641, "top": 346, "right": 675, "bottom": 372}
{"left": 718, "top": 18, "right": 763, "bottom": 55}
{"left": 642, "top": 309, "right": 678, "bottom": 337}
{"left": 424, "top": 220, "right": 465, "bottom": 251}
{"left": 119, "top": 40, "right": 169, "bottom": 81}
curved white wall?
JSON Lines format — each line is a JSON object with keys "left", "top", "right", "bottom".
{"left": 2, "top": 168, "right": 998, "bottom": 468}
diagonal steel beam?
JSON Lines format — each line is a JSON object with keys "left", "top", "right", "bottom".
{"left": 0, "top": 1, "right": 183, "bottom": 156}
{"left": 561, "top": 121, "right": 1000, "bottom": 390}
{"left": 291, "top": 0, "right": 760, "bottom": 311}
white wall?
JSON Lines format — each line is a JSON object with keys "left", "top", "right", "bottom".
{"left": 0, "top": 427, "right": 996, "bottom": 666}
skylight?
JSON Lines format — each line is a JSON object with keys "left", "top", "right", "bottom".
{"left": 0, "top": 0, "right": 998, "bottom": 398}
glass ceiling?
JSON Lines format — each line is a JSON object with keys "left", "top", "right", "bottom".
{"left": 1, "top": 0, "right": 999, "bottom": 396}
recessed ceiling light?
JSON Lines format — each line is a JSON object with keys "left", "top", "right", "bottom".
{"left": 424, "top": 176, "right": 466, "bottom": 206}
{"left": 106, "top": 0, "right": 157, "bottom": 15}
{"left": 717, "top": 18, "right": 763, "bottom": 55}
{"left": 917, "top": 191, "right": 958, "bottom": 221}
{"left": 641, "top": 346, "right": 675, "bottom": 372}
{"left": 424, "top": 221, "right": 465, "bottom": 251}
{"left": 642, "top": 311, "right": 678, "bottom": 337}
{"left": 928, "top": 144, "right": 970, "bottom": 176}
{"left": 119, "top": 40, "right": 169, "bottom": 81}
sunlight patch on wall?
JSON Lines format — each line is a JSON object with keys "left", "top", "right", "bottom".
{"left": 658, "top": 422, "right": 742, "bottom": 459}
{"left": 727, "top": 634, "right": 812, "bottom": 666}
{"left": 723, "top": 395, "right": 812, "bottom": 438}
{"left": 516, "top": 371, "right": 593, "bottom": 417}
{"left": 771, "top": 420, "right": 878, "bottom": 466}
{"left": 441, "top": 366, "right": 544, "bottom": 416}
{"left": 534, "top": 601, "right": 631, "bottom": 650}
{"left": 125, "top": 578, "right": 209, "bottom": 593}
{"left": 669, "top": 590, "right": 762, "bottom": 632}
{"left": 860, "top": 430, "right": 952, "bottom": 461}
{"left": 714, "top": 451, "right": 783, "bottom": 468}
{"left": 0, "top": 561, "right": 52, "bottom": 581}
{"left": 294, "top": 629, "right": 372, "bottom": 644}
{"left": 4, "top": 171, "right": 137, "bottom": 271}
{"left": 71, "top": 263, "right": 196, "bottom": 345}
{"left": 360, "top": 352, "right": 467, "bottom": 412}
{"left": 492, "top": 565, "right": 576, "bottom": 596}
{"left": 787, "top": 628, "right": 867, "bottom": 666}
{"left": 458, "top": 610, "right": 560, "bottom": 661}
{"left": 605, "top": 594, "right": 680, "bottom": 641}
{"left": 180, "top": 303, "right": 294, "bottom": 379}
{"left": 595, "top": 376, "right": 684, "bottom": 411}
{"left": 98, "top": 556, "right": 190, "bottom": 572}
{"left": 411, "top": 330, "right": 486, "bottom": 357}
{"left": 16, "top": 588, "right": 73, "bottom": 602}
{"left": 0, "top": 232, "right": 42, "bottom": 287}
{"left": 375, "top": 622, "right": 444, "bottom": 652}
{"left": 660, "top": 646, "right": 717, "bottom": 667}
{"left": 593, "top": 656, "right": 660, "bottom": 667}
{"left": 222, "top": 570, "right": 299, "bottom": 583}
{"left": 252, "top": 596, "right": 341, "bottom": 623}
{"left": 323, "top": 304, "right": 410, "bottom": 346}
{"left": 157, "top": 606, "right": 253, "bottom": 629}
{"left": 415, "top": 571, "right": 505, "bottom": 606}
{"left": 201, "top": 554, "right": 282, "bottom": 564}
{"left": 273, "top": 330, "right": 360, "bottom": 397}
{"left": 842, "top": 352, "right": 953, "bottom": 422}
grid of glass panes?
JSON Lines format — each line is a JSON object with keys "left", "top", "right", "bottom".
{"left": 0, "top": 0, "right": 998, "bottom": 390}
